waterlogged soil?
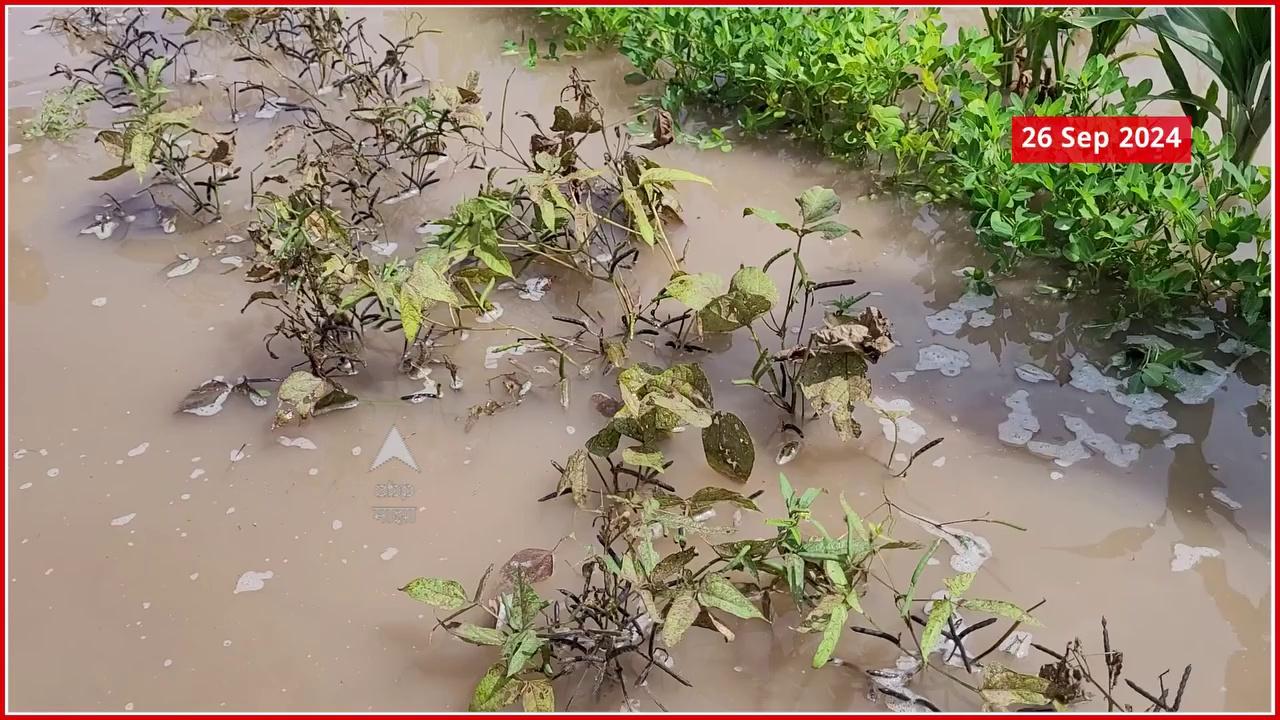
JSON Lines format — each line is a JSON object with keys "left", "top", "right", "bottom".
{"left": 6, "top": 8, "right": 1272, "bottom": 712}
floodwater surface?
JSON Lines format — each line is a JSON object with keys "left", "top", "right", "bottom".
{"left": 5, "top": 8, "right": 1273, "bottom": 713}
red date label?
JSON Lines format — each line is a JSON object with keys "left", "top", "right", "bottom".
{"left": 1012, "top": 116, "right": 1191, "bottom": 164}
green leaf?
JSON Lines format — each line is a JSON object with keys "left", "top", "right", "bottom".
{"left": 661, "top": 590, "right": 700, "bottom": 646}
{"left": 920, "top": 598, "right": 954, "bottom": 656}
{"left": 665, "top": 272, "right": 723, "bottom": 311}
{"left": 651, "top": 547, "right": 698, "bottom": 581}
{"left": 701, "top": 411, "right": 755, "bottom": 481}
{"left": 743, "top": 206, "right": 795, "bottom": 231}
{"left": 650, "top": 392, "right": 714, "bottom": 428}
{"left": 520, "top": 679, "right": 555, "bottom": 712}
{"left": 90, "top": 164, "right": 133, "bottom": 181}
{"left": 147, "top": 104, "right": 202, "bottom": 128}
{"left": 505, "top": 630, "right": 544, "bottom": 676}
{"left": 452, "top": 623, "right": 506, "bottom": 647}
{"left": 728, "top": 266, "right": 779, "bottom": 304}
{"left": 900, "top": 539, "right": 941, "bottom": 617}
{"left": 399, "top": 253, "right": 462, "bottom": 341}
{"left": 558, "top": 449, "right": 590, "bottom": 509}
{"left": 823, "top": 559, "right": 848, "bottom": 589}
{"left": 798, "top": 186, "right": 841, "bottom": 225}
{"left": 622, "top": 445, "right": 666, "bottom": 473}
{"left": 961, "top": 598, "right": 1042, "bottom": 626}
{"left": 585, "top": 423, "right": 622, "bottom": 456}
{"left": 400, "top": 577, "right": 468, "bottom": 610}
{"left": 697, "top": 575, "right": 763, "bottom": 620}
{"left": 472, "top": 241, "right": 513, "bottom": 279}
{"left": 689, "top": 486, "right": 759, "bottom": 512}
{"left": 944, "top": 572, "right": 975, "bottom": 597}
{"left": 808, "top": 219, "right": 853, "bottom": 240}
{"left": 699, "top": 266, "right": 779, "bottom": 332}
{"left": 639, "top": 167, "right": 713, "bottom": 187}
{"left": 812, "top": 602, "right": 848, "bottom": 668}
{"left": 469, "top": 662, "right": 520, "bottom": 711}
{"left": 620, "top": 186, "right": 655, "bottom": 245}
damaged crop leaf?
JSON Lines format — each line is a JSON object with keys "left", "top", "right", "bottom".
{"left": 701, "top": 411, "right": 755, "bottom": 481}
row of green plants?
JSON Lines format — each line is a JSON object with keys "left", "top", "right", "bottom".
{"left": 38, "top": 8, "right": 1192, "bottom": 712}
{"left": 543, "top": 7, "right": 1272, "bottom": 346}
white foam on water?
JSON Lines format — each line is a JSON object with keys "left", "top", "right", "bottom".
{"left": 967, "top": 310, "right": 994, "bottom": 328}
{"left": 1026, "top": 437, "right": 1090, "bottom": 467}
{"left": 1210, "top": 488, "right": 1242, "bottom": 510}
{"left": 1014, "top": 364, "right": 1055, "bottom": 384}
{"left": 1160, "top": 316, "right": 1214, "bottom": 339}
{"left": 1163, "top": 433, "right": 1193, "bottom": 449}
{"left": 517, "top": 277, "right": 551, "bottom": 301}
{"left": 1172, "top": 360, "right": 1229, "bottom": 405}
{"left": 1170, "top": 543, "right": 1219, "bottom": 572}
{"left": 127, "top": 442, "right": 149, "bottom": 457}
{"left": 1069, "top": 354, "right": 1177, "bottom": 430}
{"left": 277, "top": 436, "right": 317, "bottom": 450}
{"left": 997, "top": 390, "right": 1039, "bottom": 446}
{"left": 1062, "top": 414, "right": 1139, "bottom": 467}
{"left": 916, "top": 345, "right": 970, "bottom": 377}
{"left": 1028, "top": 331, "right": 1054, "bottom": 342}
{"left": 111, "top": 513, "right": 137, "bottom": 527}
{"left": 925, "top": 308, "right": 967, "bottom": 335}
{"left": 484, "top": 342, "right": 534, "bottom": 369}
{"left": 380, "top": 547, "right": 399, "bottom": 561}
{"left": 475, "top": 303, "right": 504, "bottom": 324}
{"left": 234, "top": 570, "right": 274, "bottom": 593}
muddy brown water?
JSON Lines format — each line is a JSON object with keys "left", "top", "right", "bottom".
{"left": 6, "top": 8, "right": 1272, "bottom": 712}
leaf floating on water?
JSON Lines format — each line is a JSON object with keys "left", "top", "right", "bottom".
{"left": 166, "top": 256, "right": 200, "bottom": 278}
{"left": 178, "top": 379, "right": 232, "bottom": 416}
{"left": 273, "top": 371, "right": 355, "bottom": 427}
{"left": 701, "top": 411, "right": 755, "bottom": 481}
{"left": 500, "top": 548, "right": 555, "bottom": 585}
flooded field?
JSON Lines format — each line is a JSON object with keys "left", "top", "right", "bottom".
{"left": 6, "top": 8, "right": 1272, "bottom": 712}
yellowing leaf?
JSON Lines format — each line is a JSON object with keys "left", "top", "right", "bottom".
{"left": 638, "top": 167, "right": 713, "bottom": 187}
{"left": 129, "top": 133, "right": 155, "bottom": 177}
{"left": 520, "top": 679, "right": 555, "bottom": 712}
{"left": 812, "top": 602, "right": 848, "bottom": 668}
{"left": 400, "top": 577, "right": 468, "bottom": 610}
{"left": 697, "top": 575, "right": 763, "bottom": 620}
{"left": 661, "top": 590, "right": 699, "bottom": 646}
{"left": 399, "top": 253, "right": 461, "bottom": 341}
{"left": 469, "top": 662, "right": 520, "bottom": 711}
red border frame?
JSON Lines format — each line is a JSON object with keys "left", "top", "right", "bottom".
{"left": 2, "top": 2, "right": 1276, "bottom": 718}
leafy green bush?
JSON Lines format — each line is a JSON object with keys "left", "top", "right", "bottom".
{"left": 546, "top": 8, "right": 1272, "bottom": 343}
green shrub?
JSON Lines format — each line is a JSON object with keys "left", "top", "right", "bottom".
{"left": 546, "top": 8, "right": 1272, "bottom": 343}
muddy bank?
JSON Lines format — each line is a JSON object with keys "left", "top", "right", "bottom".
{"left": 5, "top": 8, "right": 1271, "bottom": 712}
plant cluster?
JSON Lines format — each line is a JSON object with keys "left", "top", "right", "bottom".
{"left": 544, "top": 7, "right": 1272, "bottom": 345}
{"left": 37, "top": 8, "right": 1198, "bottom": 712}
{"left": 407, "top": 468, "right": 1191, "bottom": 712}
